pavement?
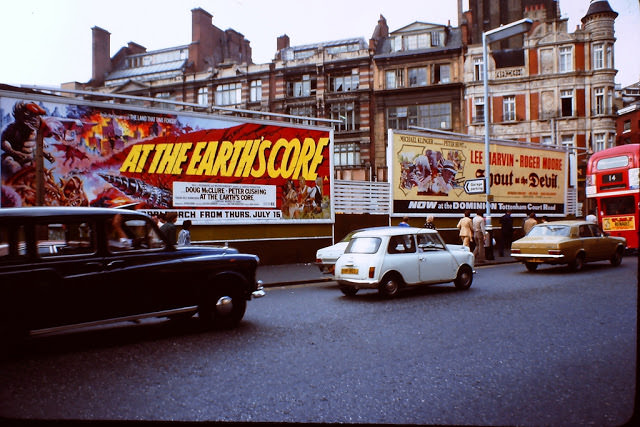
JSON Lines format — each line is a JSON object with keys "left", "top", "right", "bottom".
{"left": 256, "top": 253, "right": 518, "bottom": 288}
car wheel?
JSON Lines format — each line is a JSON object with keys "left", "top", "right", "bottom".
{"left": 454, "top": 264, "right": 473, "bottom": 290}
{"left": 378, "top": 274, "right": 401, "bottom": 298}
{"left": 569, "top": 253, "right": 585, "bottom": 271}
{"left": 199, "top": 280, "right": 247, "bottom": 330}
{"left": 525, "top": 262, "right": 538, "bottom": 272}
{"left": 610, "top": 248, "right": 623, "bottom": 266}
{"left": 340, "top": 285, "right": 358, "bottom": 296}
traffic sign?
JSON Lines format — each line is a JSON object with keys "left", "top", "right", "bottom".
{"left": 463, "top": 179, "right": 485, "bottom": 194}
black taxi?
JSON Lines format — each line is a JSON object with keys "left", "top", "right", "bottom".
{"left": 0, "top": 207, "right": 264, "bottom": 345}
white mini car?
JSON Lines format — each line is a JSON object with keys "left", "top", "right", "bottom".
{"left": 334, "top": 226, "right": 475, "bottom": 297}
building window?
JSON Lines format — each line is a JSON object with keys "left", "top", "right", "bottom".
{"left": 414, "top": 103, "right": 451, "bottom": 129}
{"left": 474, "top": 97, "right": 484, "bottom": 122}
{"left": 559, "top": 46, "right": 573, "bottom": 72}
{"left": 593, "top": 43, "right": 604, "bottom": 70}
{"left": 474, "top": 58, "right": 484, "bottom": 81}
{"left": 623, "top": 120, "right": 631, "bottom": 133}
{"left": 431, "top": 31, "right": 441, "bottom": 47}
{"left": 387, "top": 103, "right": 451, "bottom": 130}
{"left": 215, "top": 83, "right": 241, "bottom": 106}
{"left": 503, "top": 96, "right": 516, "bottom": 122}
{"left": 286, "top": 74, "right": 314, "bottom": 97}
{"left": 197, "top": 87, "right": 208, "bottom": 106}
{"left": 541, "top": 135, "right": 553, "bottom": 145}
{"left": 330, "top": 70, "right": 359, "bottom": 92}
{"left": 250, "top": 80, "right": 262, "bottom": 102}
{"left": 385, "top": 69, "right": 404, "bottom": 89}
{"left": 594, "top": 87, "right": 605, "bottom": 115}
{"left": 289, "top": 106, "right": 315, "bottom": 125}
{"left": 561, "top": 89, "right": 573, "bottom": 117}
{"left": 408, "top": 67, "right": 427, "bottom": 87}
{"left": 433, "top": 64, "right": 450, "bottom": 84}
{"left": 404, "top": 33, "right": 429, "bottom": 50}
{"left": 561, "top": 135, "right": 574, "bottom": 146}
{"left": 334, "top": 143, "right": 361, "bottom": 167}
{"left": 330, "top": 102, "right": 359, "bottom": 131}
{"left": 594, "top": 133, "right": 606, "bottom": 151}
{"left": 387, "top": 106, "right": 408, "bottom": 129}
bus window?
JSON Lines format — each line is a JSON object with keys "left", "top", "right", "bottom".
{"left": 601, "top": 195, "right": 635, "bottom": 216}
{"left": 596, "top": 155, "right": 629, "bottom": 170}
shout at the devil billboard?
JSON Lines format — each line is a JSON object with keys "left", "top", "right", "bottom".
{"left": 0, "top": 94, "right": 332, "bottom": 224}
{"left": 389, "top": 130, "right": 567, "bottom": 216}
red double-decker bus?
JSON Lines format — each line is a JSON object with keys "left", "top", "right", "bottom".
{"left": 586, "top": 144, "right": 639, "bottom": 250}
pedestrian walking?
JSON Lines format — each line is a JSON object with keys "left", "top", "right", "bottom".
{"left": 523, "top": 212, "right": 538, "bottom": 235}
{"left": 424, "top": 215, "right": 436, "bottom": 230}
{"left": 499, "top": 210, "right": 513, "bottom": 257}
{"left": 472, "top": 210, "right": 485, "bottom": 263}
{"left": 160, "top": 212, "right": 178, "bottom": 246}
{"left": 456, "top": 210, "right": 473, "bottom": 249}
{"left": 177, "top": 219, "right": 192, "bottom": 246}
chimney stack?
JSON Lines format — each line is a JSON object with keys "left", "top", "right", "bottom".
{"left": 91, "top": 26, "right": 111, "bottom": 86}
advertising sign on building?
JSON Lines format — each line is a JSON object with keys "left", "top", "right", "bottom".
{"left": 388, "top": 130, "right": 567, "bottom": 216}
{"left": 0, "top": 93, "right": 333, "bottom": 224}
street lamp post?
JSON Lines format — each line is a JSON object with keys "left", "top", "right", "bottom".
{"left": 482, "top": 18, "right": 532, "bottom": 259}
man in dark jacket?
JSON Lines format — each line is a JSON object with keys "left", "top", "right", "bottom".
{"left": 499, "top": 210, "right": 514, "bottom": 257}
{"left": 160, "top": 212, "right": 178, "bottom": 246}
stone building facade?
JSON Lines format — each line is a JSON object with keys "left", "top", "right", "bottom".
{"left": 464, "top": 0, "right": 618, "bottom": 213}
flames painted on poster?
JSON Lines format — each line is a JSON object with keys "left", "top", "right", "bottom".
{"left": 389, "top": 130, "right": 567, "bottom": 215}
{"left": 0, "top": 96, "right": 332, "bottom": 224}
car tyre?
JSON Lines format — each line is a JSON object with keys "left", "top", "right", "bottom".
{"left": 610, "top": 247, "right": 623, "bottom": 266}
{"left": 569, "top": 253, "right": 585, "bottom": 271}
{"left": 340, "top": 285, "right": 358, "bottom": 296}
{"left": 454, "top": 264, "right": 473, "bottom": 290}
{"left": 199, "top": 279, "right": 247, "bottom": 330}
{"left": 525, "top": 262, "right": 538, "bottom": 272}
{"left": 378, "top": 274, "right": 401, "bottom": 298}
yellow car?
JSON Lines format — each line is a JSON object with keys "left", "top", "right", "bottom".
{"left": 511, "top": 220, "right": 626, "bottom": 272}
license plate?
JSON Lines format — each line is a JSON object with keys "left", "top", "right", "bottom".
{"left": 529, "top": 258, "right": 543, "bottom": 263}
{"left": 341, "top": 267, "right": 359, "bottom": 275}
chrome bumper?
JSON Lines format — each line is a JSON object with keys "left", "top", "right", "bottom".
{"left": 252, "top": 280, "right": 266, "bottom": 298}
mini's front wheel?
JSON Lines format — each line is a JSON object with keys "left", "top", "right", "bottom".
{"left": 454, "top": 265, "right": 473, "bottom": 289}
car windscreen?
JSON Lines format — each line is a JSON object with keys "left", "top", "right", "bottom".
{"left": 528, "top": 225, "right": 571, "bottom": 237}
{"left": 345, "top": 237, "right": 382, "bottom": 254}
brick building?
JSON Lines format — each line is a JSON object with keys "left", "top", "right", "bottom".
{"left": 616, "top": 82, "right": 640, "bottom": 146}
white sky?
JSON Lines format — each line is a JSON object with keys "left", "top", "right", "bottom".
{"left": 1, "top": 0, "right": 638, "bottom": 88}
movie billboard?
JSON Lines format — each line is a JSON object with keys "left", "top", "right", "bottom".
{"left": 389, "top": 130, "right": 567, "bottom": 216}
{"left": 0, "top": 94, "right": 332, "bottom": 224}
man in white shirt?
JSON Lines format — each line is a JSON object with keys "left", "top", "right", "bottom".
{"left": 472, "top": 210, "right": 485, "bottom": 263}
